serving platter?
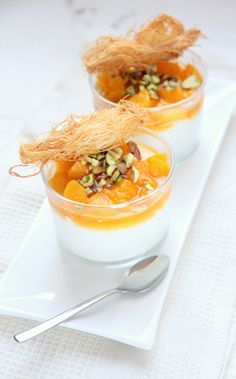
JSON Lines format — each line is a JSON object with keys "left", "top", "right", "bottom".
{"left": 0, "top": 76, "right": 235, "bottom": 350}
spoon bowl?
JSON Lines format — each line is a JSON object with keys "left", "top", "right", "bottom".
{"left": 119, "top": 255, "right": 169, "bottom": 293}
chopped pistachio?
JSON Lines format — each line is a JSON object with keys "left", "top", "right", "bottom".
{"left": 139, "top": 84, "right": 146, "bottom": 91}
{"left": 182, "top": 75, "right": 201, "bottom": 89}
{"left": 90, "top": 158, "right": 99, "bottom": 167}
{"left": 109, "top": 149, "right": 122, "bottom": 160}
{"left": 143, "top": 74, "right": 152, "bottom": 83}
{"left": 117, "top": 162, "right": 127, "bottom": 174}
{"left": 139, "top": 80, "right": 146, "bottom": 86}
{"left": 147, "top": 83, "right": 158, "bottom": 91}
{"left": 81, "top": 174, "right": 94, "bottom": 187}
{"left": 123, "top": 73, "right": 129, "bottom": 83}
{"left": 92, "top": 164, "right": 103, "bottom": 174}
{"left": 125, "top": 86, "right": 135, "bottom": 96}
{"left": 96, "top": 153, "right": 105, "bottom": 160}
{"left": 114, "top": 147, "right": 123, "bottom": 156}
{"left": 132, "top": 167, "right": 139, "bottom": 183}
{"left": 131, "top": 78, "right": 138, "bottom": 84}
{"left": 168, "top": 80, "right": 178, "bottom": 88}
{"left": 99, "top": 178, "right": 107, "bottom": 187}
{"left": 149, "top": 90, "right": 159, "bottom": 99}
{"left": 106, "top": 153, "right": 116, "bottom": 166}
{"left": 150, "top": 64, "right": 157, "bottom": 74}
{"left": 110, "top": 169, "right": 120, "bottom": 183}
{"left": 145, "top": 183, "right": 154, "bottom": 191}
{"left": 124, "top": 153, "right": 134, "bottom": 168}
{"left": 106, "top": 164, "right": 116, "bottom": 176}
{"left": 85, "top": 188, "right": 93, "bottom": 196}
{"left": 162, "top": 80, "right": 169, "bottom": 88}
{"left": 151, "top": 75, "right": 160, "bottom": 84}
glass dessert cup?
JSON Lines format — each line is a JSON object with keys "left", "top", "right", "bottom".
{"left": 41, "top": 132, "right": 174, "bottom": 268}
{"left": 89, "top": 50, "right": 206, "bottom": 162}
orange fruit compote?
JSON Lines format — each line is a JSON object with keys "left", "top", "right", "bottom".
{"left": 96, "top": 60, "right": 204, "bottom": 131}
{"left": 47, "top": 141, "right": 172, "bottom": 230}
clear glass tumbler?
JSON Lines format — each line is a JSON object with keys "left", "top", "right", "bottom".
{"left": 89, "top": 50, "right": 206, "bottom": 162}
{"left": 41, "top": 131, "right": 174, "bottom": 267}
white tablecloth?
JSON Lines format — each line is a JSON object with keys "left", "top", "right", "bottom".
{"left": 1, "top": 1, "right": 236, "bottom": 378}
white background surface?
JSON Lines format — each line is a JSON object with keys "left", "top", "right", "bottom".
{"left": 1, "top": 0, "right": 236, "bottom": 378}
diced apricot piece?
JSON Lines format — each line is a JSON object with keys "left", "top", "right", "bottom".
{"left": 108, "top": 76, "right": 125, "bottom": 92}
{"left": 68, "top": 161, "right": 88, "bottom": 180}
{"left": 146, "top": 154, "right": 170, "bottom": 177}
{"left": 182, "top": 64, "right": 202, "bottom": 82}
{"left": 97, "top": 74, "right": 109, "bottom": 88}
{"left": 49, "top": 172, "right": 68, "bottom": 195}
{"left": 120, "top": 142, "right": 129, "bottom": 155}
{"left": 158, "top": 87, "right": 187, "bottom": 103}
{"left": 105, "top": 76, "right": 125, "bottom": 102}
{"left": 103, "top": 179, "right": 139, "bottom": 204}
{"left": 89, "top": 193, "right": 113, "bottom": 205}
{"left": 63, "top": 180, "right": 88, "bottom": 203}
{"left": 149, "top": 98, "right": 160, "bottom": 107}
{"left": 106, "top": 90, "right": 125, "bottom": 103}
{"left": 56, "top": 161, "right": 73, "bottom": 173}
{"left": 126, "top": 161, "right": 158, "bottom": 190}
{"left": 157, "top": 61, "right": 185, "bottom": 80}
{"left": 129, "top": 89, "right": 151, "bottom": 108}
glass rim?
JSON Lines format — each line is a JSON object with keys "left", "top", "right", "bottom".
{"left": 88, "top": 49, "right": 207, "bottom": 112}
{"left": 41, "top": 130, "right": 175, "bottom": 210}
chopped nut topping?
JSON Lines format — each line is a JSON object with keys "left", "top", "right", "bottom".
{"left": 124, "top": 153, "right": 134, "bottom": 168}
{"left": 110, "top": 169, "right": 120, "bottom": 183}
{"left": 106, "top": 164, "right": 116, "bottom": 176}
{"left": 128, "top": 141, "right": 142, "bottom": 160}
{"left": 182, "top": 75, "right": 201, "bottom": 89}
{"left": 74, "top": 140, "right": 153, "bottom": 196}
{"left": 116, "top": 64, "right": 202, "bottom": 100}
{"left": 132, "top": 167, "right": 139, "bottom": 183}
{"left": 145, "top": 183, "right": 154, "bottom": 191}
{"left": 106, "top": 153, "right": 116, "bottom": 166}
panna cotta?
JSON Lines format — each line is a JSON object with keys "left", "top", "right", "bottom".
{"left": 42, "top": 132, "right": 174, "bottom": 266}
{"left": 90, "top": 51, "right": 205, "bottom": 162}
{"left": 84, "top": 14, "right": 205, "bottom": 162}
{"left": 10, "top": 102, "right": 174, "bottom": 267}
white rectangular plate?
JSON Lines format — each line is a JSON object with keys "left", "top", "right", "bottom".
{"left": 0, "top": 77, "right": 235, "bottom": 350}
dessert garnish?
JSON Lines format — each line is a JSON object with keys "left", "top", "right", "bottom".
{"left": 83, "top": 14, "right": 204, "bottom": 106}
{"left": 9, "top": 101, "right": 146, "bottom": 178}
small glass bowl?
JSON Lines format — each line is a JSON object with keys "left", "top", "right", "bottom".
{"left": 41, "top": 131, "right": 174, "bottom": 268}
{"left": 89, "top": 50, "right": 206, "bottom": 162}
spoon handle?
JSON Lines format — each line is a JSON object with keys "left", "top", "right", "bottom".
{"left": 14, "top": 288, "right": 120, "bottom": 343}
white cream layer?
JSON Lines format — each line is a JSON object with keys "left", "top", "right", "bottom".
{"left": 157, "top": 112, "right": 202, "bottom": 162}
{"left": 52, "top": 204, "right": 169, "bottom": 264}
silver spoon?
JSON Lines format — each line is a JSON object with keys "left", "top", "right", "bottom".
{"left": 14, "top": 254, "right": 169, "bottom": 343}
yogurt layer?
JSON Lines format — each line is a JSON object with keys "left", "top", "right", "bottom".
{"left": 53, "top": 202, "right": 169, "bottom": 264}
{"left": 156, "top": 112, "right": 202, "bottom": 162}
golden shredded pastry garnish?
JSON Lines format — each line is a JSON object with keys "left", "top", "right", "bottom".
{"left": 9, "top": 101, "right": 147, "bottom": 177}
{"left": 83, "top": 14, "right": 203, "bottom": 75}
